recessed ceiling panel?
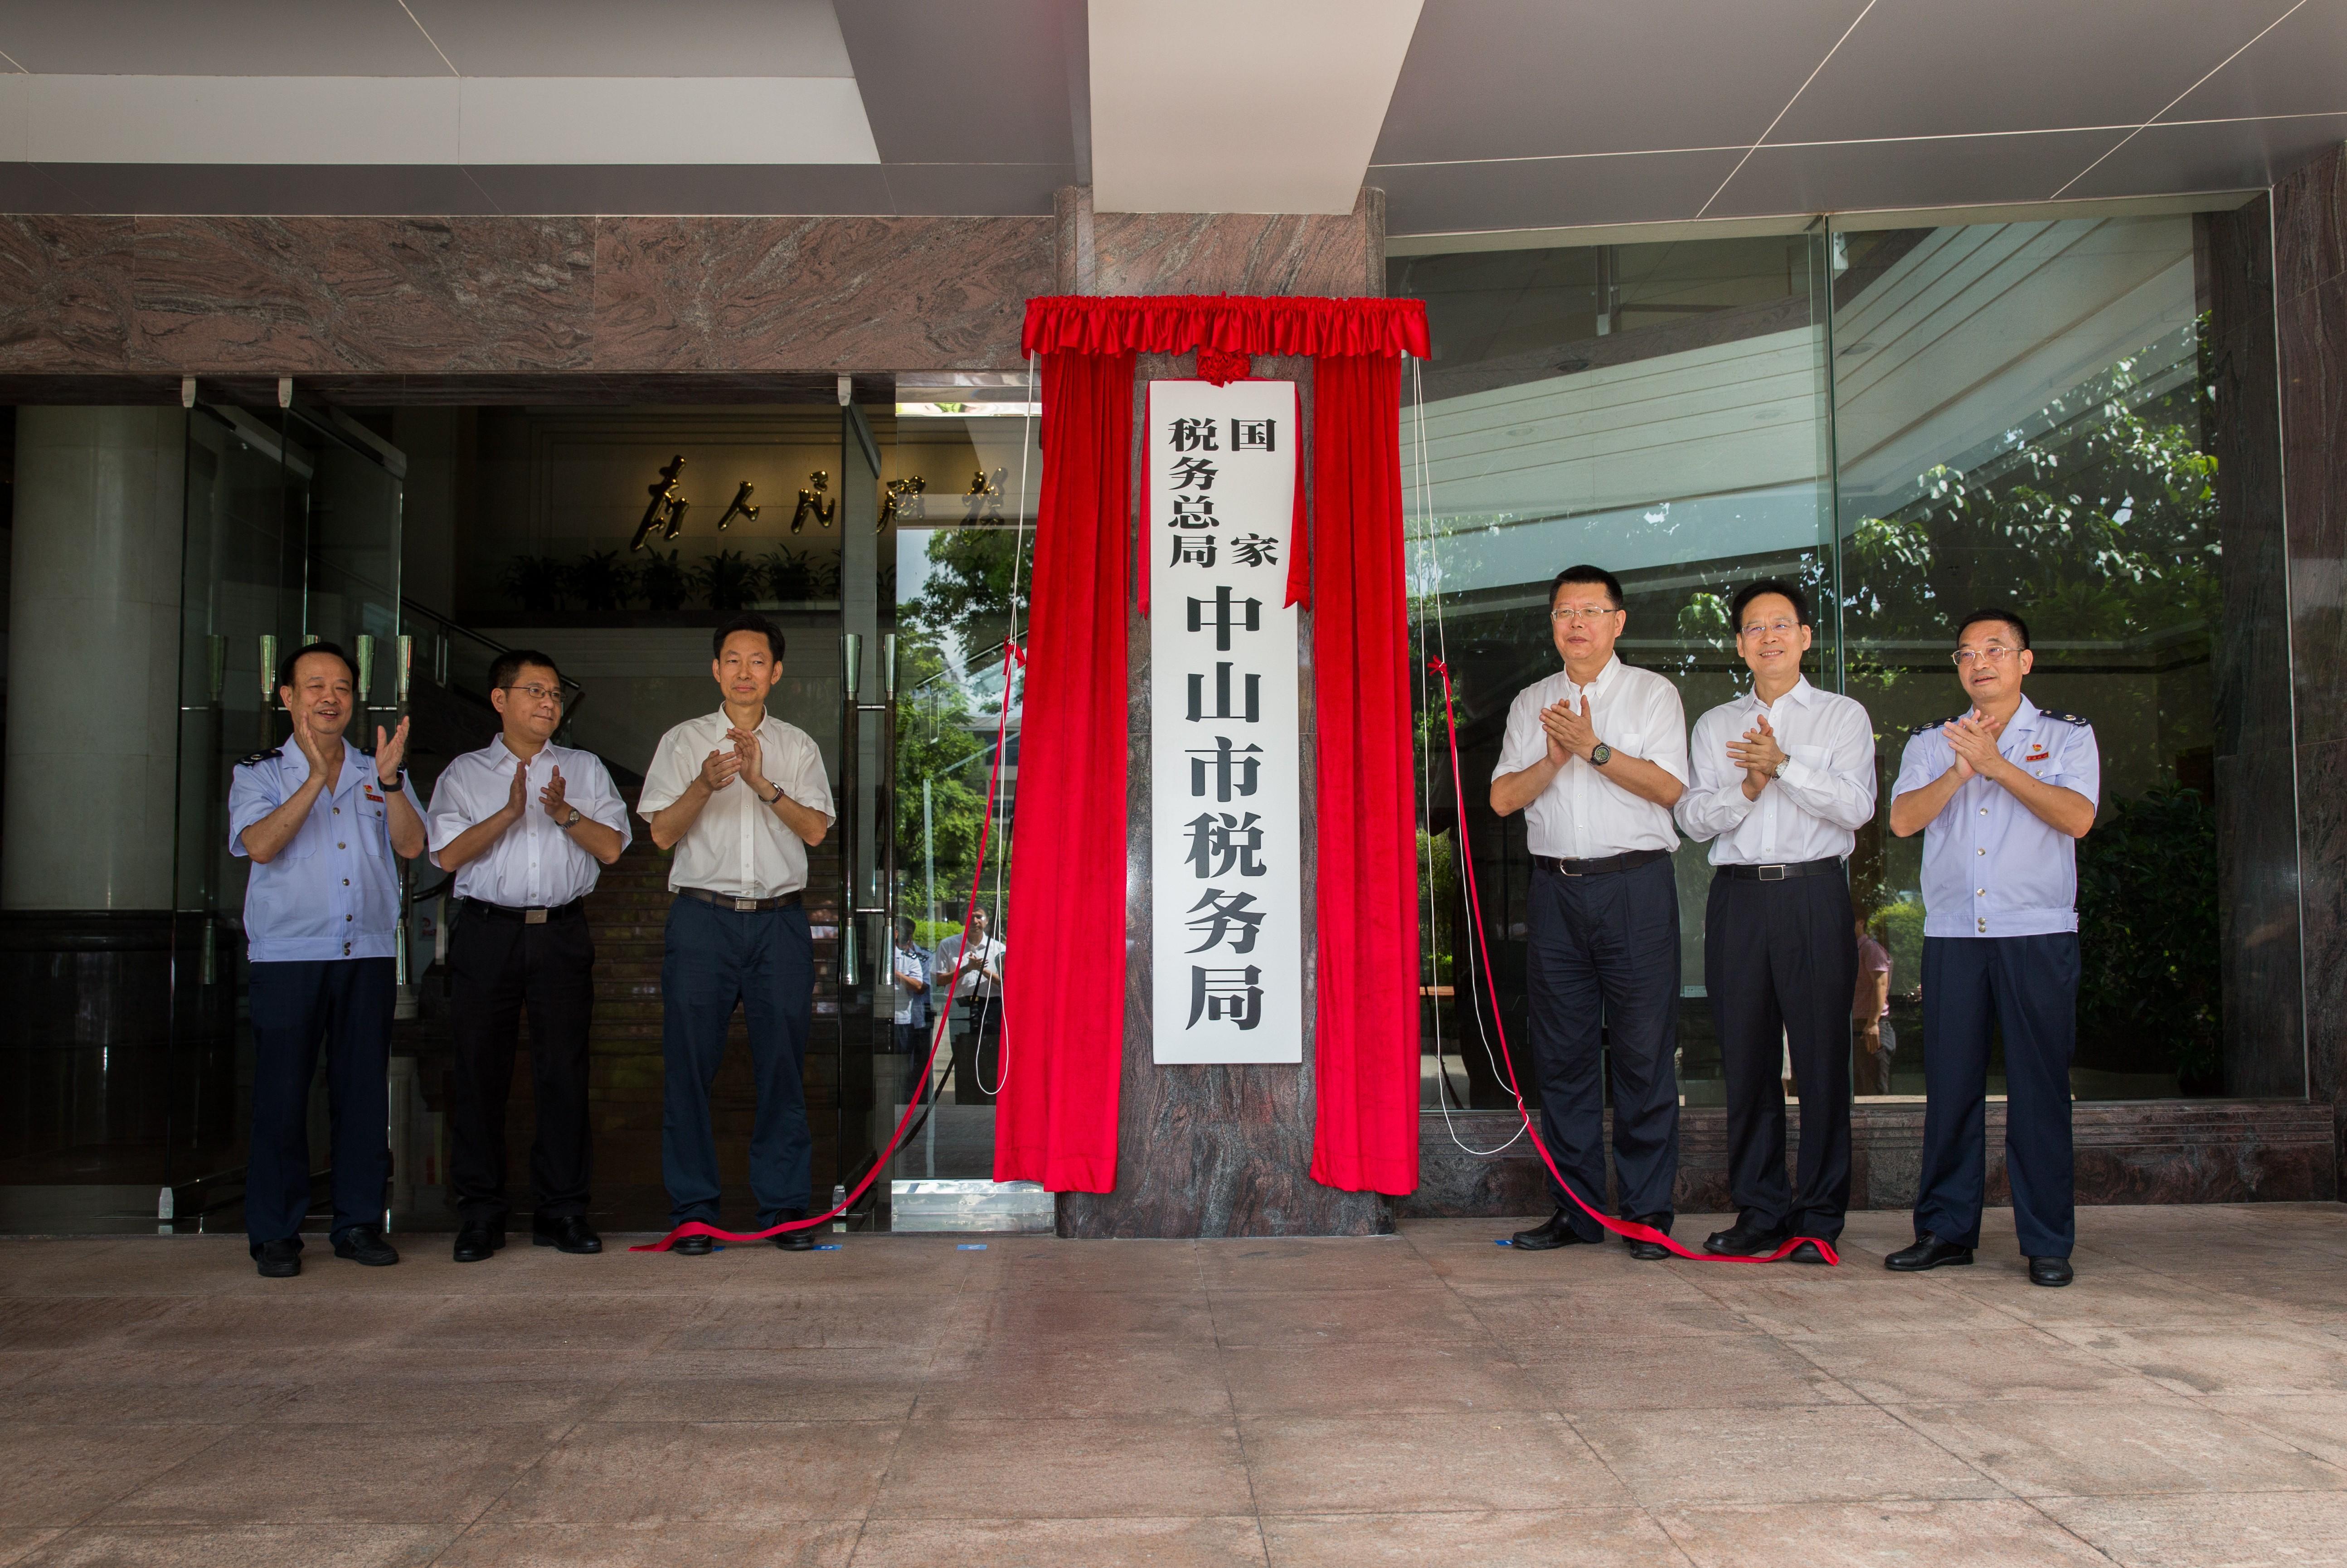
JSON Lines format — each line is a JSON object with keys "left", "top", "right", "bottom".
{"left": 0, "top": 0, "right": 448, "bottom": 74}
{"left": 1374, "top": 0, "right": 1867, "bottom": 163}
{"left": 2156, "top": 0, "right": 2347, "bottom": 121}
{"left": 1374, "top": 149, "right": 1749, "bottom": 236}
{"left": 1706, "top": 130, "right": 2132, "bottom": 218}
{"left": 1768, "top": 0, "right": 2299, "bottom": 143}
{"left": 2065, "top": 114, "right": 2347, "bottom": 198}
{"left": 404, "top": 0, "right": 855, "bottom": 76}
{"left": 1090, "top": 0, "right": 1422, "bottom": 213}
{"left": 834, "top": 0, "right": 1076, "bottom": 166}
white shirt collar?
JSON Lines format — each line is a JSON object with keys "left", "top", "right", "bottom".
{"left": 1565, "top": 654, "right": 1622, "bottom": 695}
{"left": 1746, "top": 675, "right": 1818, "bottom": 713}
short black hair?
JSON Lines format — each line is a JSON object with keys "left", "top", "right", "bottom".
{"left": 488, "top": 648, "right": 563, "bottom": 693}
{"left": 1549, "top": 564, "right": 1623, "bottom": 610}
{"left": 712, "top": 612, "right": 786, "bottom": 663}
{"left": 278, "top": 640, "right": 355, "bottom": 691}
{"left": 1955, "top": 607, "right": 2030, "bottom": 650}
{"left": 1729, "top": 578, "right": 1811, "bottom": 630}
{"left": 894, "top": 915, "right": 916, "bottom": 941}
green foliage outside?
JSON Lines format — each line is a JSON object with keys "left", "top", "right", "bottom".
{"left": 892, "top": 526, "right": 1032, "bottom": 927}
{"left": 2076, "top": 783, "right": 2221, "bottom": 1088}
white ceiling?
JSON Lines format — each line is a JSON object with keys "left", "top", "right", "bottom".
{"left": 0, "top": 0, "right": 2333, "bottom": 225}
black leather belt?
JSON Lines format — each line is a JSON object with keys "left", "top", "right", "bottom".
{"left": 1534, "top": 847, "right": 1667, "bottom": 877}
{"left": 677, "top": 886, "right": 803, "bottom": 913}
{"left": 1717, "top": 857, "right": 1844, "bottom": 882}
{"left": 463, "top": 897, "right": 584, "bottom": 925}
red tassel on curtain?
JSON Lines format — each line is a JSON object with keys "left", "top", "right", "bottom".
{"left": 993, "top": 348, "right": 1135, "bottom": 1193}
{"left": 1305, "top": 354, "right": 1421, "bottom": 1194}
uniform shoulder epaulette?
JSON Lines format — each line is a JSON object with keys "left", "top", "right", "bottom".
{"left": 237, "top": 748, "right": 283, "bottom": 767}
{"left": 1910, "top": 714, "right": 1964, "bottom": 735}
{"left": 2037, "top": 709, "right": 2089, "bottom": 727}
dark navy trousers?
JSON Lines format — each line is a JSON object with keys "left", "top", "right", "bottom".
{"left": 1523, "top": 853, "right": 1682, "bottom": 1239}
{"left": 1914, "top": 933, "right": 2079, "bottom": 1258}
{"left": 244, "top": 956, "right": 395, "bottom": 1251}
{"left": 660, "top": 894, "right": 815, "bottom": 1228}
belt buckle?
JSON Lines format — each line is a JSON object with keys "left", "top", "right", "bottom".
{"left": 525, "top": 908, "right": 548, "bottom": 925}
{"left": 1757, "top": 864, "right": 1786, "bottom": 882}
{"left": 733, "top": 897, "right": 758, "bottom": 912}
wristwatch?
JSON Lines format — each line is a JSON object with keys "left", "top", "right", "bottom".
{"left": 1589, "top": 742, "right": 1613, "bottom": 767}
{"left": 763, "top": 782, "right": 784, "bottom": 806}
{"left": 1771, "top": 758, "right": 1787, "bottom": 779}
{"left": 562, "top": 807, "right": 582, "bottom": 828}
{"left": 376, "top": 765, "right": 404, "bottom": 789}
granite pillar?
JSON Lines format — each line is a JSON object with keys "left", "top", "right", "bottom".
{"left": 1053, "top": 188, "right": 1393, "bottom": 1238}
{"left": 2200, "top": 199, "right": 2308, "bottom": 1099}
{"left": 2275, "top": 143, "right": 2347, "bottom": 1192}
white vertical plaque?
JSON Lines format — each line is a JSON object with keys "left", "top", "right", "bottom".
{"left": 1147, "top": 379, "right": 1303, "bottom": 1065}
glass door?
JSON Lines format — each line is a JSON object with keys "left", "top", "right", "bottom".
{"left": 165, "top": 399, "right": 404, "bottom": 1229}
{"left": 870, "top": 379, "right": 1047, "bottom": 1231}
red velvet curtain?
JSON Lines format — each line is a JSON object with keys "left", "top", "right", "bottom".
{"left": 1000, "top": 297, "right": 1426, "bottom": 1198}
{"left": 993, "top": 347, "right": 1134, "bottom": 1192}
{"left": 1304, "top": 354, "right": 1420, "bottom": 1193}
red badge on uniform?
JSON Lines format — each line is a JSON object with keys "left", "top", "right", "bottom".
{"left": 2024, "top": 744, "right": 2049, "bottom": 763}
{"left": 362, "top": 786, "right": 384, "bottom": 803}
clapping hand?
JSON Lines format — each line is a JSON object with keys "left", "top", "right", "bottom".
{"left": 726, "top": 727, "right": 768, "bottom": 794}
{"left": 1726, "top": 712, "right": 1787, "bottom": 786}
{"left": 502, "top": 756, "right": 529, "bottom": 821}
{"left": 1944, "top": 710, "right": 2005, "bottom": 782}
{"left": 538, "top": 764, "right": 571, "bottom": 822}
{"left": 1538, "top": 695, "right": 1599, "bottom": 762}
{"left": 293, "top": 720, "right": 341, "bottom": 785}
{"left": 698, "top": 748, "right": 743, "bottom": 791}
{"left": 374, "top": 717, "right": 409, "bottom": 782}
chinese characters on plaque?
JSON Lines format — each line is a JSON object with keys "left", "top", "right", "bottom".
{"left": 1148, "top": 379, "right": 1303, "bottom": 1065}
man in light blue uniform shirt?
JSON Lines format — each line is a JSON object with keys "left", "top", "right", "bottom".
{"left": 229, "top": 641, "right": 426, "bottom": 1278}
{"left": 1885, "top": 607, "right": 2098, "bottom": 1288}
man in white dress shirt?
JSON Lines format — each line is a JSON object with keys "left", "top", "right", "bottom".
{"left": 427, "top": 651, "right": 630, "bottom": 1262}
{"left": 1675, "top": 581, "right": 1876, "bottom": 1261}
{"left": 639, "top": 614, "right": 836, "bottom": 1254}
{"left": 1490, "top": 565, "right": 1690, "bottom": 1259}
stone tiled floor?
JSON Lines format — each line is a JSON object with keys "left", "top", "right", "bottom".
{"left": 0, "top": 1204, "right": 2344, "bottom": 1566}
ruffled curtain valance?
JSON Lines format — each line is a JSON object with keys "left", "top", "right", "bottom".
{"left": 1022, "top": 294, "right": 1430, "bottom": 360}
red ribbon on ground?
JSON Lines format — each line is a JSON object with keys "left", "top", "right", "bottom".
{"left": 1427, "top": 657, "right": 1840, "bottom": 1267}
{"left": 632, "top": 641, "right": 1027, "bottom": 1252}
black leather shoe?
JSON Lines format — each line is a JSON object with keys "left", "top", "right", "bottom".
{"left": 672, "top": 1233, "right": 715, "bottom": 1256}
{"left": 1624, "top": 1214, "right": 1675, "bottom": 1261}
{"left": 533, "top": 1215, "right": 603, "bottom": 1254}
{"left": 253, "top": 1238, "right": 301, "bottom": 1278}
{"left": 772, "top": 1209, "right": 816, "bottom": 1252}
{"left": 1510, "top": 1210, "right": 1594, "bottom": 1250}
{"left": 1786, "top": 1240, "right": 1831, "bottom": 1265}
{"left": 332, "top": 1226, "right": 399, "bottom": 1267}
{"left": 1884, "top": 1232, "right": 1973, "bottom": 1272}
{"left": 452, "top": 1223, "right": 504, "bottom": 1263}
{"left": 1704, "top": 1216, "right": 1788, "bottom": 1257}
{"left": 2028, "top": 1255, "right": 2074, "bottom": 1288}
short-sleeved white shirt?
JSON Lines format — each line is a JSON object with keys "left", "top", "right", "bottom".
{"left": 638, "top": 709, "right": 836, "bottom": 898}
{"left": 427, "top": 736, "right": 632, "bottom": 908}
{"left": 1491, "top": 655, "right": 1688, "bottom": 859}
{"left": 1892, "top": 694, "right": 2100, "bottom": 938}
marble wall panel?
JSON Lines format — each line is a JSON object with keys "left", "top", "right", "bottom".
{"left": 2201, "top": 199, "right": 2308, "bottom": 1098}
{"left": 0, "top": 216, "right": 134, "bottom": 373}
{"left": 2275, "top": 142, "right": 2347, "bottom": 1184}
{"left": 593, "top": 215, "right": 1050, "bottom": 373}
{"left": 130, "top": 217, "right": 596, "bottom": 374}
{"left": 1058, "top": 188, "right": 1385, "bottom": 299}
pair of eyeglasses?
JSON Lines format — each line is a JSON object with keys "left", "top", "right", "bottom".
{"left": 1549, "top": 606, "right": 1619, "bottom": 623}
{"left": 1738, "top": 619, "right": 1800, "bottom": 639}
{"left": 504, "top": 683, "right": 566, "bottom": 704}
{"left": 1949, "top": 646, "right": 2019, "bottom": 668}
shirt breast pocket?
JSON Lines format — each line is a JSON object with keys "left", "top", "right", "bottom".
{"left": 1789, "top": 742, "right": 1830, "bottom": 770}
{"left": 1610, "top": 728, "right": 1646, "bottom": 760}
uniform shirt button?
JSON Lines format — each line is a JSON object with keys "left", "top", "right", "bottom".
{"left": 333, "top": 806, "right": 340, "bottom": 815}
{"left": 1977, "top": 888, "right": 1985, "bottom": 896}
{"left": 1978, "top": 807, "right": 1987, "bottom": 816}
{"left": 342, "top": 878, "right": 350, "bottom": 886}
{"left": 1977, "top": 847, "right": 1985, "bottom": 855}
{"left": 337, "top": 842, "right": 346, "bottom": 850}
